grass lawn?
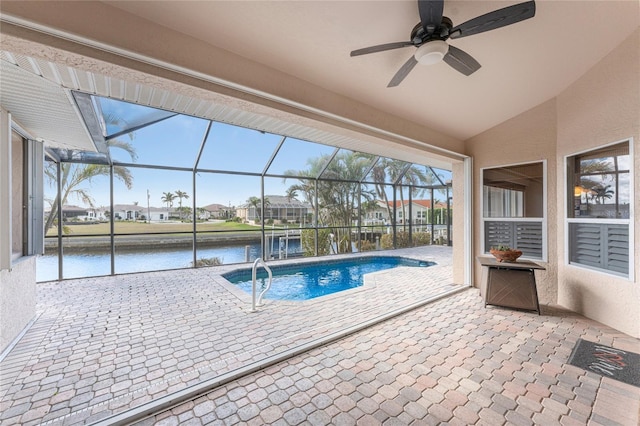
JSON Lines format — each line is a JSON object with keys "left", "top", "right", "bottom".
{"left": 46, "top": 221, "right": 271, "bottom": 236}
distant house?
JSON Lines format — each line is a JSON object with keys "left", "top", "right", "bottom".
{"left": 364, "top": 199, "right": 449, "bottom": 225}
{"left": 236, "top": 195, "right": 311, "bottom": 223}
{"left": 46, "top": 205, "right": 96, "bottom": 222}
{"left": 95, "top": 204, "right": 171, "bottom": 222}
{"left": 202, "top": 203, "right": 234, "bottom": 220}
{"left": 110, "top": 204, "right": 144, "bottom": 221}
{"left": 147, "top": 207, "right": 171, "bottom": 222}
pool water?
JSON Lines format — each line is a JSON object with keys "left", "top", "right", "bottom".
{"left": 223, "top": 256, "right": 434, "bottom": 301}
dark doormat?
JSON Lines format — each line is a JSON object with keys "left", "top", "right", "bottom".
{"left": 568, "top": 339, "right": 640, "bottom": 388}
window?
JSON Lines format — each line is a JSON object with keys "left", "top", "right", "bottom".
{"left": 566, "top": 141, "right": 632, "bottom": 277}
{"left": 1, "top": 124, "right": 44, "bottom": 269}
{"left": 11, "top": 131, "right": 24, "bottom": 259}
{"left": 482, "top": 161, "right": 545, "bottom": 260}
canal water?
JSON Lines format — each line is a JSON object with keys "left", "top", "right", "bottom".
{"left": 37, "top": 239, "right": 302, "bottom": 282}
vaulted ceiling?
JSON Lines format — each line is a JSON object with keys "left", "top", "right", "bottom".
{"left": 103, "top": 0, "right": 639, "bottom": 140}
{"left": 1, "top": 1, "right": 638, "bottom": 166}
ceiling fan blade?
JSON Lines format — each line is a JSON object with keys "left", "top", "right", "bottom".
{"left": 418, "top": 0, "right": 444, "bottom": 33}
{"left": 388, "top": 56, "right": 418, "bottom": 87}
{"left": 351, "top": 42, "right": 414, "bottom": 57}
{"left": 449, "top": 0, "right": 536, "bottom": 39}
{"left": 443, "top": 45, "right": 481, "bottom": 76}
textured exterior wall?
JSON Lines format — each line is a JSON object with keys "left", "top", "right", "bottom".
{"left": 556, "top": 29, "right": 640, "bottom": 338}
{"left": 452, "top": 161, "right": 465, "bottom": 285}
{"left": 0, "top": 257, "right": 37, "bottom": 353}
{"left": 465, "top": 29, "right": 639, "bottom": 338}
{"left": 465, "top": 100, "right": 559, "bottom": 304}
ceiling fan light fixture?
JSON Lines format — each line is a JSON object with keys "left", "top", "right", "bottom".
{"left": 414, "top": 40, "right": 449, "bottom": 65}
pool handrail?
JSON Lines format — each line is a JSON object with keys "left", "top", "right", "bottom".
{"left": 250, "top": 258, "right": 273, "bottom": 312}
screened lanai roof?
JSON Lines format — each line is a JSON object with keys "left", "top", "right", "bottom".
{"left": 1, "top": 50, "right": 458, "bottom": 170}
{"left": 47, "top": 94, "right": 452, "bottom": 186}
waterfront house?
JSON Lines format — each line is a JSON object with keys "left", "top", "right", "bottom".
{"left": 365, "top": 199, "right": 450, "bottom": 225}
{"left": 58, "top": 205, "right": 94, "bottom": 222}
{"left": 202, "top": 203, "right": 234, "bottom": 220}
{"left": 97, "top": 204, "right": 170, "bottom": 222}
{"left": 237, "top": 195, "right": 312, "bottom": 224}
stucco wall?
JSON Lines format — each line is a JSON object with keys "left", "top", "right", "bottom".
{"left": 556, "top": 29, "right": 639, "bottom": 338}
{"left": 452, "top": 161, "right": 465, "bottom": 285}
{"left": 0, "top": 256, "right": 37, "bottom": 353}
{"left": 465, "top": 100, "right": 559, "bottom": 305}
{"left": 465, "top": 28, "right": 639, "bottom": 338}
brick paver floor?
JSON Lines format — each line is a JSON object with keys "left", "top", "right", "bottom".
{"left": 2, "top": 246, "right": 639, "bottom": 425}
{"left": 136, "top": 290, "right": 640, "bottom": 426}
{"left": 1, "top": 247, "right": 460, "bottom": 425}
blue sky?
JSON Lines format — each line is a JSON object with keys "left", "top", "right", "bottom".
{"left": 45, "top": 97, "right": 452, "bottom": 210}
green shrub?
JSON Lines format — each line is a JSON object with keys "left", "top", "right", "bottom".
{"left": 357, "top": 239, "right": 377, "bottom": 252}
{"left": 412, "top": 232, "right": 431, "bottom": 247}
{"left": 192, "top": 257, "right": 223, "bottom": 267}
{"left": 381, "top": 231, "right": 431, "bottom": 249}
{"left": 301, "top": 228, "right": 331, "bottom": 256}
{"left": 380, "top": 233, "right": 394, "bottom": 249}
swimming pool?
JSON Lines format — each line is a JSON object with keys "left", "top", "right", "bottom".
{"left": 223, "top": 256, "right": 434, "bottom": 301}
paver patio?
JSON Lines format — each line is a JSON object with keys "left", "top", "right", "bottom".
{"left": 1, "top": 245, "right": 638, "bottom": 425}
{"left": 1, "top": 246, "right": 458, "bottom": 425}
{"left": 135, "top": 291, "right": 640, "bottom": 426}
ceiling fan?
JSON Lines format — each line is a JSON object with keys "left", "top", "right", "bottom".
{"left": 350, "top": 0, "right": 536, "bottom": 87}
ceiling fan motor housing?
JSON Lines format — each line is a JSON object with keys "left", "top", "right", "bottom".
{"left": 411, "top": 16, "right": 453, "bottom": 45}
{"left": 414, "top": 40, "right": 449, "bottom": 64}
{"left": 411, "top": 16, "right": 452, "bottom": 65}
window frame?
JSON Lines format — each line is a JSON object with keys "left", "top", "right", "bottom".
{"left": 564, "top": 138, "right": 634, "bottom": 280}
{"left": 11, "top": 131, "right": 24, "bottom": 260}
{"left": 481, "top": 160, "right": 547, "bottom": 262}
{"left": 1, "top": 113, "right": 44, "bottom": 270}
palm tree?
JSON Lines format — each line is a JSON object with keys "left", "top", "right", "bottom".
{"left": 161, "top": 192, "right": 175, "bottom": 210}
{"left": 264, "top": 197, "right": 271, "bottom": 221}
{"left": 174, "top": 190, "right": 189, "bottom": 219}
{"left": 246, "top": 196, "right": 260, "bottom": 221}
{"left": 285, "top": 187, "right": 298, "bottom": 201}
{"left": 195, "top": 207, "right": 206, "bottom": 220}
{"left": 575, "top": 160, "right": 613, "bottom": 198}
{"left": 283, "top": 160, "right": 321, "bottom": 223}
{"left": 246, "top": 196, "right": 270, "bottom": 221}
{"left": 591, "top": 184, "right": 614, "bottom": 204}
{"left": 286, "top": 152, "right": 375, "bottom": 253}
{"left": 367, "top": 157, "right": 393, "bottom": 222}
{"left": 44, "top": 138, "right": 136, "bottom": 233}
